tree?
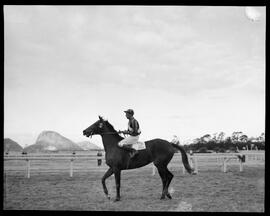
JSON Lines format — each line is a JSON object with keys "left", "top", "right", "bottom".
{"left": 231, "top": 131, "right": 243, "bottom": 144}
{"left": 212, "top": 133, "right": 218, "bottom": 143}
{"left": 217, "top": 132, "right": 225, "bottom": 143}
{"left": 201, "top": 134, "right": 211, "bottom": 143}
{"left": 239, "top": 134, "right": 248, "bottom": 143}
{"left": 258, "top": 132, "right": 265, "bottom": 144}
{"left": 198, "top": 147, "right": 208, "bottom": 153}
{"left": 225, "top": 136, "right": 232, "bottom": 145}
{"left": 193, "top": 138, "right": 201, "bottom": 144}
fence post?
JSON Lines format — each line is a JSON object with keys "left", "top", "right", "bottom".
{"left": 23, "top": 152, "right": 30, "bottom": 179}
{"left": 70, "top": 158, "right": 73, "bottom": 177}
{"left": 193, "top": 155, "right": 198, "bottom": 173}
{"left": 189, "top": 156, "right": 194, "bottom": 169}
{"left": 26, "top": 159, "right": 30, "bottom": 178}
{"left": 239, "top": 159, "right": 243, "bottom": 172}
{"left": 70, "top": 152, "right": 75, "bottom": 177}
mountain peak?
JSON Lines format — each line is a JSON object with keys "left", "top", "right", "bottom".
{"left": 4, "top": 138, "right": 23, "bottom": 152}
{"left": 24, "top": 131, "right": 83, "bottom": 153}
{"left": 36, "top": 130, "right": 64, "bottom": 141}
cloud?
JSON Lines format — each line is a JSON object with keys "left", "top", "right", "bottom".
{"left": 5, "top": 6, "right": 264, "bottom": 95}
{"left": 134, "top": 31, "right": 169, "bottom": 47}
{"left": 132, "top": 12, "right": 152, "bottom": 26}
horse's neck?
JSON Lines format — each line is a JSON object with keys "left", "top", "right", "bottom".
{"left": 100, "top": 124, "right": 123, "bottom": 153}
{"left": 100, "top": 134, "right": 121, "bottom": 152}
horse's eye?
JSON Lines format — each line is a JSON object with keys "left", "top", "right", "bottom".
{"left": 98, "top": 123, "right": 103, "bottom": 128}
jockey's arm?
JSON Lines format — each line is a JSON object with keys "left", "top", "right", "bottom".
{"left": 119, "top": 130, "right": 130, "bottom": 135}
{"left": 120, "top": 129, "right": 134, "bottom": 135}
{"left": 124, "top": 130, "right": 130, "bottom": 135}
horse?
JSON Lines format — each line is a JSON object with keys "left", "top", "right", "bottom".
{"left": 83, "top": 116, "right": 195, "bottom": 202}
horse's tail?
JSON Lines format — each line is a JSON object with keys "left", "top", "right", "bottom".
{"left": 171, "top": 143, "right": 195, "bottom": 174}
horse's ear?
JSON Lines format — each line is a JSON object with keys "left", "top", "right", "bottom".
{"left": 98, "top": 115, "right": 103, "bottom": 121}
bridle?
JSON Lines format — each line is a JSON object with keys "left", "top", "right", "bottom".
{"left": 86, "top": 120, "right": 126, "bottom": 138}
{"left": 88, "top": 131, "right": 123, "bottom": 138}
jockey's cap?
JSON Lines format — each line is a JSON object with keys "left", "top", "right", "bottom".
{"left": 124, "top": 109, "right": 134, "bottom": 115}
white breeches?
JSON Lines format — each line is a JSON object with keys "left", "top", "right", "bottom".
{"left": 118, "top": 135, "right": 140, "bottom": 147}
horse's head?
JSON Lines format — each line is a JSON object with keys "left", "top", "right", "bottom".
{"left": 83, "top": 116, "right": 108, "bottom": 137}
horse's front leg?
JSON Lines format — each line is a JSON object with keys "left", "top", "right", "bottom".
{"left": 102, "top": 167, "right": 114, "bottom": 199}
{"left": 113, "top": 168, "right": 121, "bottom": 202}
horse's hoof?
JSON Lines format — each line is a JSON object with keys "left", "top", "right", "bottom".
{"left": 114, "top": 197, "right": 120, "bottom": 202}
{"left": 190, "top": 169, "right": 197, "bottom": 175}
{"left": 160, "top": 196, "right": 166, "bottom": 200}
{"left": 166, "top": 193, "right": 172, "bottom": 199}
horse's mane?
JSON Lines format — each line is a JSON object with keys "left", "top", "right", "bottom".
{"left": 104, "top": 120, "right": 124, "bottom": 140}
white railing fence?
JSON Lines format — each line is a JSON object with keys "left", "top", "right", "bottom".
{"left": 152, "top": 152, "right": 264, "bottom": 175}
{"left": 4, "top": 152, "right": 265, "bottom": 178}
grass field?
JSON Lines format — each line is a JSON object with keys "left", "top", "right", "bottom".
{"left": 3, "top": 156, "right": 264, "bottom": 212}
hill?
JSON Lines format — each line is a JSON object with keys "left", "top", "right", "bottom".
{"left": 77, "top": 141, "right": 102, "bottom": 150}
{"left": 4, "top": 138, "right": 23, "bottom": 152}
{"left": 23, "top": 131, "right": 83, "bottom": 153}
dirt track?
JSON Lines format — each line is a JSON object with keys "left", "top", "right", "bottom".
{"left": 4, "top": 165, "right": 264, "bottom": 212}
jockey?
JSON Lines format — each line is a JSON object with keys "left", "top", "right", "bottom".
{"left": 118, "top": 109, "right": 141, "bottom": 158}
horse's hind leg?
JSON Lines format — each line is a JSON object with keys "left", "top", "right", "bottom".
{"left": 102, "top": 168, "right": 114, "bottom": 199}
{"left": 165, "top": 168, "right": 174, "bottom": 199}
{"left": 156, "top": 166, "right": 167, "bottom": 199}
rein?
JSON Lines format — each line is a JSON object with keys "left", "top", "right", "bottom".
{"left": 89, "top": 131, "right": 121, "bottom": 138}
{"left": 101, "top": 132, "right": 120, "bottom": 135}
{"left": 101, "top": 131, "right": 128, "bottom": 138}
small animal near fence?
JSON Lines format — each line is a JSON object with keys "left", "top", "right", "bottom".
{"left": 4, "top": 152, "right": 265, "bottom": 178}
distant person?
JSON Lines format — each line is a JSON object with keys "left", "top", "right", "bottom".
{"left": 118, "top": 109, "right": 141, "bottom": 158}
{"left": 97, "top": 150, "right": 102, "bottom": 166}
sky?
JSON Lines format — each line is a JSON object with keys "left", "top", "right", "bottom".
{"left": 4, "top": 6, "right": 265, "bottom": 148}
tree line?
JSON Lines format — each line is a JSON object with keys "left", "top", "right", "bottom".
{"left": 183, "top": 132, "right": 265, "bottom": 153}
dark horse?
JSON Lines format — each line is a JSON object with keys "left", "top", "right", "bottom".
{"left": 83, "top": 116, "right": 195, "bottom": 201}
